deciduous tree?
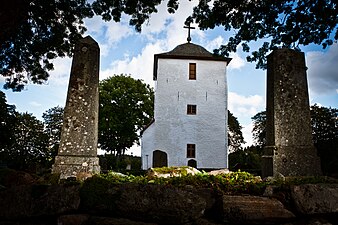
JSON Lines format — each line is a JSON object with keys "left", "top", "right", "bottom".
{"left": 42, "top": 106, "right": 64, "bottom": 159}
{"left": 0, "top": 0, "right": 93, "bottom": 91}
{"left": 228, "top": 110, "right": 245, "bottom": 152}
{"left": 251, "top": 106, "right": 338, "bottom": 175}
{"left": 0, "top": 0, "right": 180, "bottom": 91}
{"left": 0, "top": 0, "right": 338, "bottom": 91}
{"left": 0, "top": 91, "right": 17, "bottom": 154}
{"left": 229, "top": 145, "right": 263, "bottom": 174}
{"left": 5, "top": 112, "right": 50, "bottom": 171}
{"left": 310, "top": 104, "right": 338, "bottom": 143}
{"left": 310, "top": 104, "right": 338, "bottom": 175}
{"left": 2, "top": 1, "right": 337, "bottom": 90}
{"left": 190, "top": 0, "right": 338, "bottom": 69}
{"left": 98, "top": 75, "right": 154, "bottom": 157}
{"left": 251, "top": 111, "right": 267, "bottom": 147}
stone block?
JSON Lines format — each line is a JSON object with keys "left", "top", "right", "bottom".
{"left": 53, "top": 155, "right": 100, "bottom": 179}
{"left": 0, "top": 184, "right": 80, "bottom": 220}
{"left": 58, "top": 214, "right": 90, "bottom": 225}
{"left": 84, "top": 217, "right": 158, "bottom": 225}
{"left": 221, "top": 195, "right": 295, "bottom": 224}
{"left": 290, "top": 184, "right": 338, "bottom": 214}
{"left": 116, "top": 184, "right": 206, "bottom": 224}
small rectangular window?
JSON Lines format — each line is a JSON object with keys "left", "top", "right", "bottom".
{"left": 189, "top": 63, "right": 196, "bottom": 80}
{"left": 187, "top": 104, "right": 197, "bottom": 115}
{"left": 187, "top": 144, "right": 196, "bottom": 158}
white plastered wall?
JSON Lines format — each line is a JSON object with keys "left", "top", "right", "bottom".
{"left": 141, "top": 58, "right": 228, "bottom": 170}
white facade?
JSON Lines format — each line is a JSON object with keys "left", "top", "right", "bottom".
{"left": 141, "top": 43, "right": 231, "bottom": 170}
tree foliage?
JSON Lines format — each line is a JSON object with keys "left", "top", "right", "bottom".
{"left": 229, "top": 145, "right": 263, "bottom": 175}
{"left": 0, "top": 91, "right": 60, "bottom": 171}
{"left": 0, "top": 91, "right": 17, "bottom": 151}
{"left": 310, "top": 104, "right": 338, "bottom": 143}
{"left": 92, "top": 0, "right": 180, "bottom": 32}
{"left": 251, "top": 106, "right": 338, "bottom": 175}
{"left": 2, "top": 0, "right": 337, "bottom": 90}
{"left": 0, "top": 0, "right": 93, "bottom": 91}
{"left": 252, "top": 106, "right": 338, "bottom": 147}
{"left": 190, "top": 0, "right": 338, "bottom": 69}
{"left": 251, "top": 111, "right": 267, "bottom": 147}
{"left": 99, "top": 74, "right": 154, "bottom": 156}
{"left": 310, "top": 105, "right": 338, "bottom": 174}
{"left": 4, "top": 112, "right": 50, "bottom": 171}
{"left": 228, "top": 110, "right": 245, "bottom": 152}
{"left": 42, "top": 106, "right": 64, "bottom": 159}
{"left": 0, "top": 0, "right": 179, "bottom": 91}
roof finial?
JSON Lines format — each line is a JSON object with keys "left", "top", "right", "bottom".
{"left": 184, "top": 22, "right": 195, "bottom": 43}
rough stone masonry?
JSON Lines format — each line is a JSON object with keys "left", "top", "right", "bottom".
{"left": 52, "top": 36, "right": 100, "bottom": 179}
{"left": 262, "top": 49, "right": 322, "bottom": 177}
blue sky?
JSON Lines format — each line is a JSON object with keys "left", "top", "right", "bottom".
{"left": 2, "top": 1, "right": 337, "bottom": 155}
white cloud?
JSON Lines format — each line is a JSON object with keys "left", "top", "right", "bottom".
{"left": 105, "top": 21, "right": 133, "bottom": 45}
{"left": 242, "top": 122, "right": 254, "bottom": 147}
{"left": 141, "top": 1, "right": 173, "bottom": 35}
{"left": 306, "top": 43, "right": 338, "bottom": 95}
{"left": 99, "top": 43, "right": 111, "bottom": 57}
{"left": 84, "top": 16, "right": 107, "bottom": 36}
{"left": 84, "top": 0, "right": 199, "bottom": 57}
{"left": 205, "top": 36, "right": 246, "bottom": 70}
{"left": 100, "top": 41, "right": 166, "bottom": 86}
{"left": 85, "top": 15, "right": 135, "bottom": 57}
{"left": 156, "top": 0, "right": 200, "bottom": 49}
{"left": 205, "top": 36, "right": 224, "bottom": 51}
{"left": 228, "top": 53, "right": 246, "bottom": 70}
{"left": 228, "top": 92, "right": 265, "bottom": 147}
{"left": 48, "top": 57, "right": 72, "bottom": 86}
{"left": 29, "top": 101, "right": 42, "bottom": 107}
{"left": 228, "top": 92, "right": 265, "bottom": 118}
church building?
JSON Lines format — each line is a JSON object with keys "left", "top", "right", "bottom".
{"left": 141, "top": 30, "right": 231, "bottom": 170}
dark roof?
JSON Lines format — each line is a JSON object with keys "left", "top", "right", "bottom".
{"left": 140, "top": 118, "right": 155, "bottom": 135}
{"left": 153, "top": 43, "right": 231, "bottom": 80}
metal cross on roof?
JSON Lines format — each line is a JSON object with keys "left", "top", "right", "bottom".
{"left": 184, "top": 23, "right": 195, "bottom": 43}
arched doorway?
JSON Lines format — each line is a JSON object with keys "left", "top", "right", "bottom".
{"left": 188, "top": 159, "right": 197, "bottom": 168}
{"left": 152, "top": 150, "right": 168, "bottom": 167}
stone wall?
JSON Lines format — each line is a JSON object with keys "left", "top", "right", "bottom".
{"left": 0, "top": 182, "right": 337, "bottom": 225}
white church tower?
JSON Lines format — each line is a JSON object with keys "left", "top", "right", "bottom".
{"left": 141, "top": 28, "right": 231, "bottom": 170}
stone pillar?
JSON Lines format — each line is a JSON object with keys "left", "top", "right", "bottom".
{"left": 52, "top": 36, "right": 100, "bottom": 179}
{"left": 262, "top": 49, "right": 321, "bottom": 177}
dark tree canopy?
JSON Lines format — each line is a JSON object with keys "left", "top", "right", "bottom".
{"left": 310, "top": 105, "right": 338, "bottom": 174}
{"left": 0, "top": 0, "right": 181, "bottom": 91}
{"left": 0, "top": 91, "right": 61, "bottom": 171}
{"left": 251, "top": 111, "right": 267, "bottom": 147}
{"left": 251, "top": 106, "right": 338, "bottom": 175}
{"left": 0, "top": 91, "right": 17, "bottom": 151}
{"left": 0, "top": 0, "right": 93, "bottom": 91}
{"left": 1, "top": 0, "right": 337, "bottom": 90}
{"left": 228, "top": 110, "right": 245, "bottom": 152}
{"left": 310, "top": 104, "right": 338, "bottom": 143}
{"left": 252, "top": 106, "right": 338, "bottom": 147}
{"left": 229, "top": 145, "right": 263, "bottom": 174}
{"left": 98, "top": 75, "right": 154, "bottom": 156}
{"left": 42, "top": 106, "right": 64, "bottom": 158}
{"left": 190, "top": 0, "right": 338, "bottom": 69}
{"left": 92, "top": 0, "right": 179, "bottom": 32}
{"left": 3, "top": 112, "right": 50, "bottom": 171}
